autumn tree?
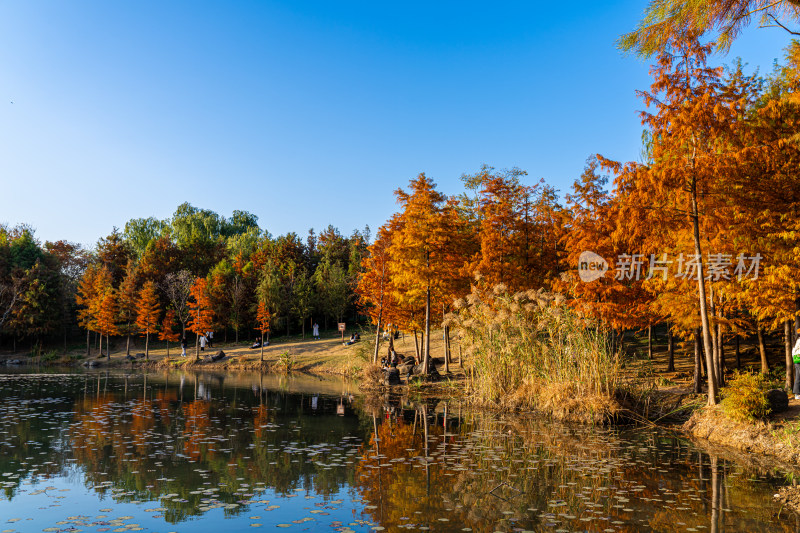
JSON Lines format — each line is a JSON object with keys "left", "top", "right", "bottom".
{"left": 159, "top": 308, "right": 180, "bottom": 359}
{"left": 357, "top": 225, "right": 394, "bottom": 364}
{"left": 621, "top": 0, "right": 800, "bottom": 55}
{"left": 96, "top": 228, "right": 131, "bottom": 285}
{"left": 76, "top": 264, "right": 101, "bottom": 356}
{"left": 117, "top": 261, "right": 139, "bottom": 357}
{"left": 597, "top": 37, "right": 755, "bottom": 404}
{"left": 187, "top": 277, "right": 214, "bottom": 360}
{"left": 94, "top": 275, "right": 118, "bottom": 361}
{"left": 389, "top": 174, "right": 463, "bottom": 374}
{"left": 209, "top": 260, "right": 249, "bottom": 342}
{"left": 255, "top": 300, "right": 271, "bottom": 362}
{"left": 135, "top": 281, "right": 162, "bottom": 360}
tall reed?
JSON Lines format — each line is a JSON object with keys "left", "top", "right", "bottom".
{"left": 447, "top": 283, "right": 621, "bottom": 415}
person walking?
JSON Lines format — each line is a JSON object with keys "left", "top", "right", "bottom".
{"left": 206, "top": 331, "right": 214, "bottom": 348}
{"left": 181, "top": 336, "right": 187, "bottom": 357}
{"left": 312, "top": 322, "right": 319, "bottom": 340}
{"left": 793, "top": 328, "right": 800, "bottom": 400}
{"left": 200, "top": 334, "right": 207, "bottom": 352}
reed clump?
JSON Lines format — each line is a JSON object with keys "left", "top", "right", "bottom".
{"left": 448, "top": 283, "right": 622, "bottom": 422}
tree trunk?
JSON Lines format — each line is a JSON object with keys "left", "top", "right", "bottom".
{"left": 647, "top": 325, "right": 653, "bottom": 360}
{"left": 666, "top": 328, "right": 675, "bottom": 372}
{"left": 719, "top": 328, "right": 725, "bottom": 384}
{"left": 413, "top": 330, "right": 420, "bottom": 362}
{"left": 86, "top": 330, "right": 91, "bottom": 357}
{"left": 145, "top": 332, "right": 149, "bottom": 361}
{"left": 716, "top": 322, "right": 725, "bottom": 387}
{"left": 126, "top": 328, "right": 131, "bottom": 357}
{"left": 106, "top": 334, "right": 110, "bottom": 360}
{"left": 757, "top": 324, "right": 768, "bottom": 374}
{"left": 709, "top": 286, "right": 720, "bottom": 387}
{"left": 373, "top": 314, "right": 382, "bottom": 365}
{"left": 735, "top": 334, "right": 740, "bottom": 369}
{"left": 423, "top": 282, "right": 431, "bottom": 374}
{"left": 195, "top": 334, "right": 200, "bottom": 361}
{"left": 694, "top": 328, "right": 702, "bottom": 394}
{"left": 260, "top": 334, "right": 264, "bottom": 362}
{"left": 444, "top": 326, "right": 450, "bottom": 374}
{"left": 786, "top": 320, "right": 793, "bottom": 390}
{"left": 690, "top": 173, "right": 717, "bottom": 405}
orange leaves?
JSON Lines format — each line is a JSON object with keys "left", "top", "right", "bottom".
{"left": 135, "top": 281, "right": 161, "bottom": 336}
{"left": 255, "top": 300, "right": 271, "bottom": 336}
{"left": 188, "top": 277, "right": 213, "bottom": 337}
{"left": 158, "top": 308, "right": 180, "bottom": 343}
{"left": 95, "top": 288, "right": 119, "bottom": 338}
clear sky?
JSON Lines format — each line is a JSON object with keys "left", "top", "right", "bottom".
{"left": 0, "top": 1, "right": 793, "bottom": 248}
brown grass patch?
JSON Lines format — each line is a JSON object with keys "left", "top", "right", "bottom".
{"left": 359, "top": 364, "right": 384, "bottom": 392}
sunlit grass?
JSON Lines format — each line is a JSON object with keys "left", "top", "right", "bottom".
{"left": 448, "top": 283, "right": 622, "bottom": 420}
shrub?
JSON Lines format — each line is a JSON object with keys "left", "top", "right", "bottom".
{"left": 721, "top": 371, "right": 771, "bottom": 422}
{"left": 274, "top": 351, "right": 295, "bottom": 373}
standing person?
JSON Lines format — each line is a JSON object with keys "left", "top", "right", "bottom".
{"left": 181, "top": 336, "right": 187, "bottom": 357}
{"left": 793, "top": 328, "right": 800, "bottom": 400}
{"left": 312, "top": 322, "right": 319, "bottom": 340}
{"left": 200, "top": 334, "right": 207, "bottom": 352}
{"left": 206, "top": 331, "right": 213, "bottom": 348}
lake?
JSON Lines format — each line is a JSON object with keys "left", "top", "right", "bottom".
{"left": 0, "top": 370, "right": 795, "bottom": 532}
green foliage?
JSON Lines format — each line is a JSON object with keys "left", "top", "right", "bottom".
{"left": 275, "top": 351, "right": 295, "bottom": 372}
{"left": 721, "top": 371, "right": 771, "bottom": 423}
{"left": 41, "top": 350, "right": 59, "bottom": 362}
{"left": 353, "top": 340, "right": 371, "bottom": 363}
{"left": 313, "top": 258, "right": 351, "bottom": 323}
{"left": 123, "top": 217, "right": 167, "bottom": 259}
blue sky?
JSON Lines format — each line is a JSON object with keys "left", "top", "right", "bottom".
{"left": 0, "top": 1, "right": 793, "bottom": 247}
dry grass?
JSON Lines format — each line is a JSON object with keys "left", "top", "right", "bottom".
{"left": 359, "top": 364, "right": 384, "bottom": 391}
{"left": 447, "top": 283, "right": 623, "bottom": 421}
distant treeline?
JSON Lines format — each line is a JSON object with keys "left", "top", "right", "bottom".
{"left": 0, "top": 202, "right": 369, "bottom": 354}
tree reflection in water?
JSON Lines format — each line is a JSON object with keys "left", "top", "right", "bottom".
{"left": 0, "top": 371, "right": 796, "bottom": 531}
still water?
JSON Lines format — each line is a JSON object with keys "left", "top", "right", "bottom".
{"left": 0, "top": 370, "right": 796, "bottom": 532}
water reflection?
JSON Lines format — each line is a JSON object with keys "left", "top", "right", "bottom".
{"left": 0, "top": 371, "right": 796, "bottom": 532}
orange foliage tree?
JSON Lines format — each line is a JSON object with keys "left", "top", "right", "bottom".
{"left": 76, "top": 264, "right": 100, "bottom": 356}
{"left": 135, "top": 281, "right": 161, "bottom": 360}
{"left": 117, "top": 261, "right": 139, "bottom": 357}
{"left": 94, "top": 278, "right": 118, "bottom": 361}
{"left": 255, "top": 300, "right": 271, "bottom": 362}
{"left": 389, "top": 174, "right": 466, "bottom": 373}
{"left": 158, "top": 308, "right": 180, "bottom": 359}
{"left": 187, "top": 277, "right": 214, "bottom": 360}
{"left": 356, "top": 225, "right": 395, "bottom": 364}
